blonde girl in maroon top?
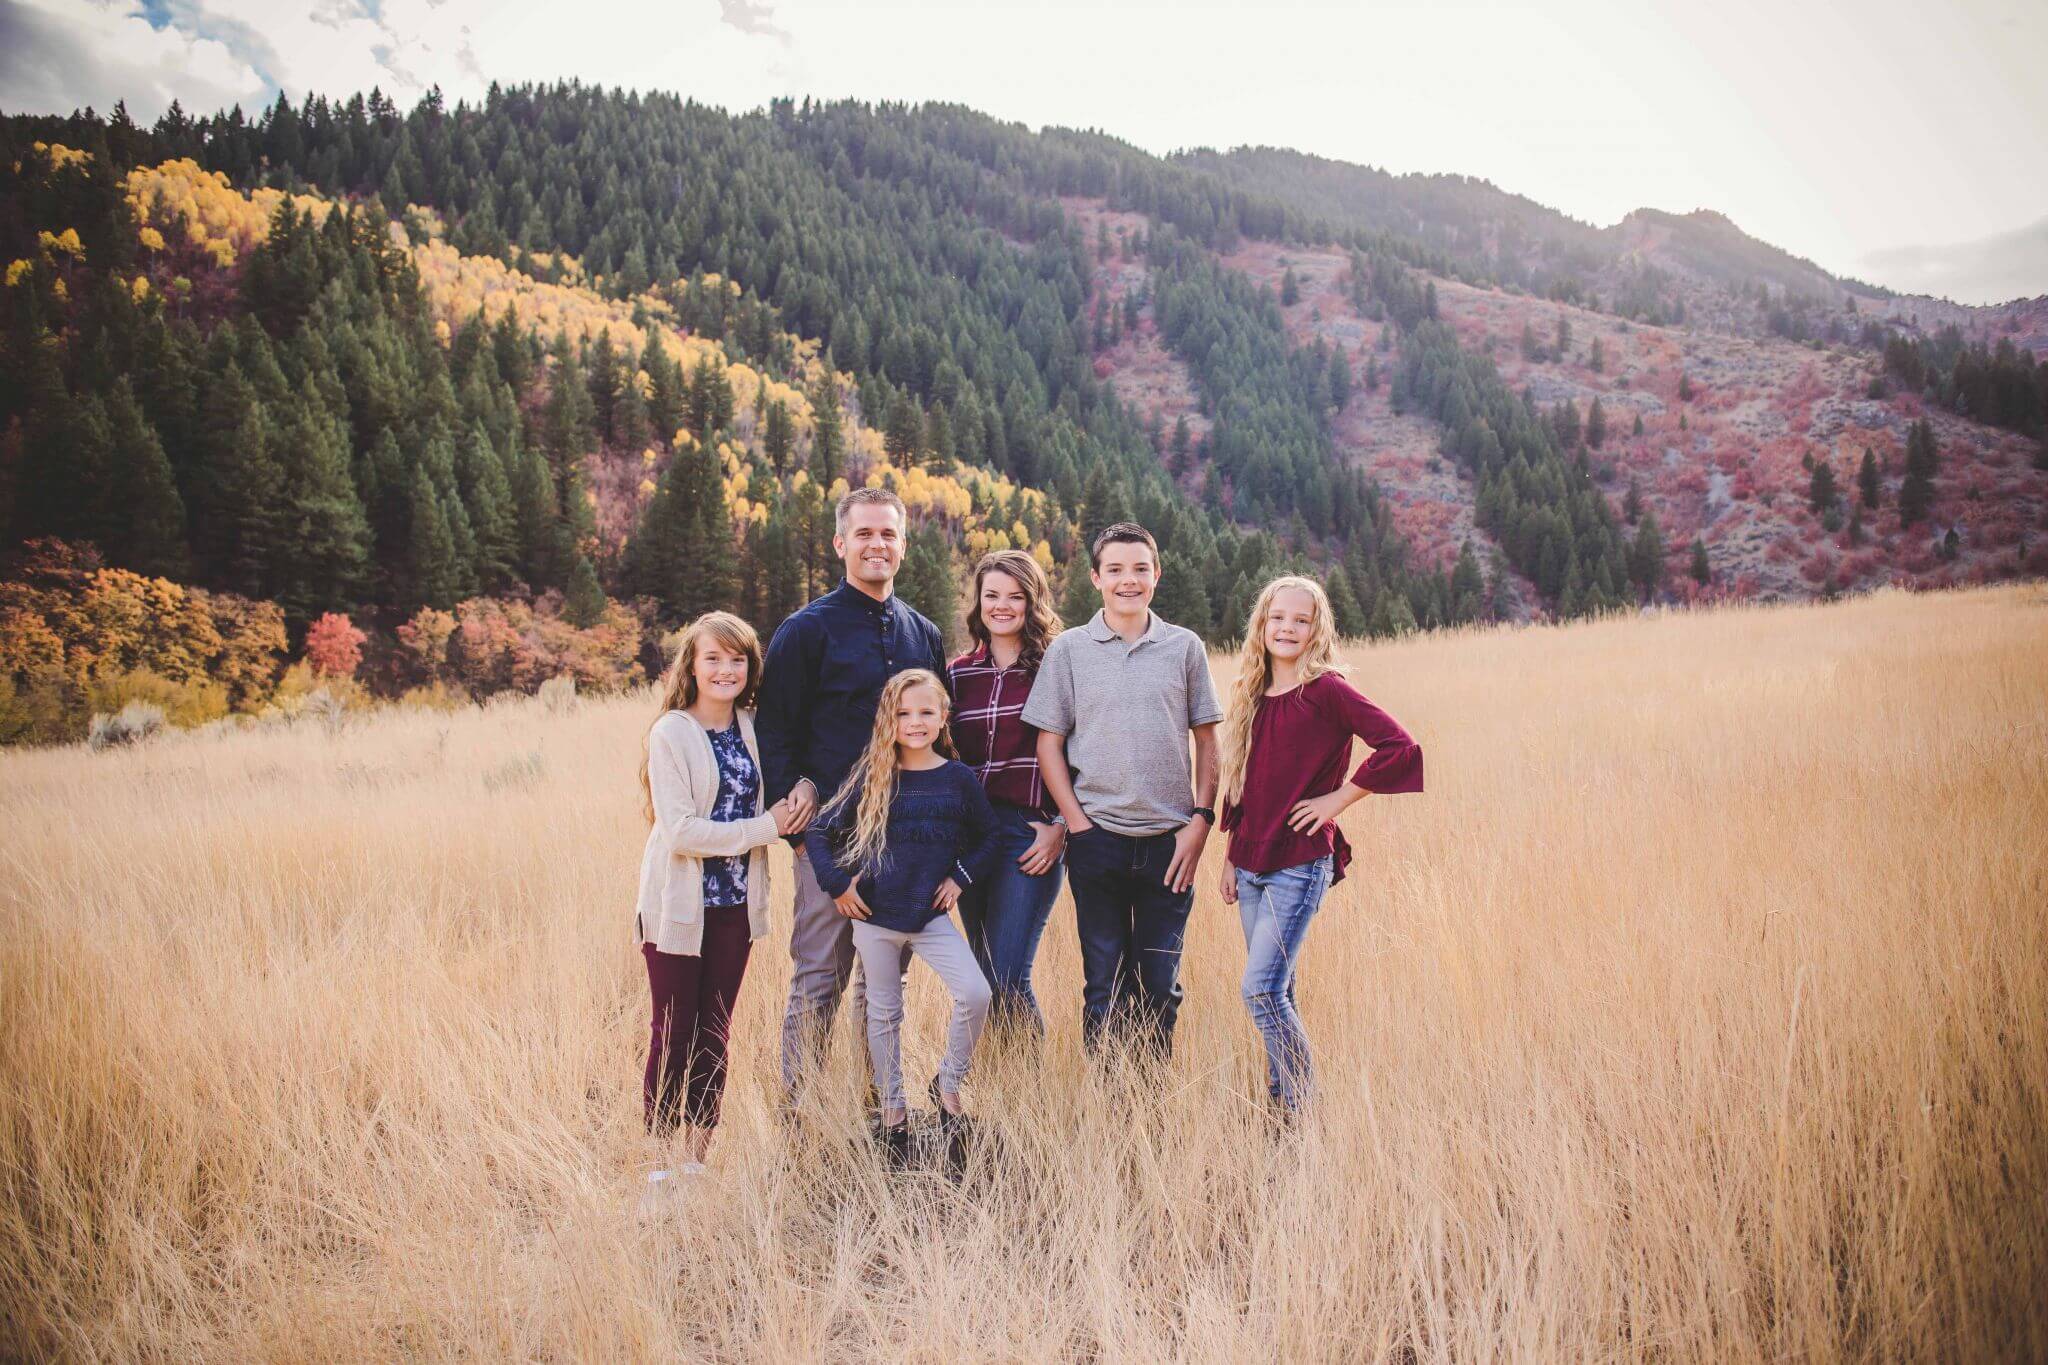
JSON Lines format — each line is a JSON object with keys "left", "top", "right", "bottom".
{"left": 1217, "top": 575, "right": 1423, "bottom": 1115}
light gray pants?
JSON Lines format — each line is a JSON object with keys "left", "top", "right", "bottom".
{"left": 780, "top": 845, "right": 909, "bottom": 1099}
{"left": 851, "top": 915, "right": 992, "bottom": 1115}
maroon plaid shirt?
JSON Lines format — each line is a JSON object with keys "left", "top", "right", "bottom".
{"left": 947, "top": 644, "right": 1050, "bottom": 815}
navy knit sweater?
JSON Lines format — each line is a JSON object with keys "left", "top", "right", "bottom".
{"left": 805, "top": 761, "right": 1002, "bottom": 932}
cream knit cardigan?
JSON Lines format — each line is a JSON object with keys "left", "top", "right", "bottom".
{"left": 635, "top": 709, "right": 780, "bottom": 955}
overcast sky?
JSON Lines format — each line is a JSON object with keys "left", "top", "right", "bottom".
{"left": 4, "top": 0, "right": 2045, "bottom": 304}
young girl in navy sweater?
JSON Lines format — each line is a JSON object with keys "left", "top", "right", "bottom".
{"left": 809, "top": 669, "right": 1001, "bottom": 1164}
{"left": 1217, "top": 576, "right": 1423, "bottom": 1116}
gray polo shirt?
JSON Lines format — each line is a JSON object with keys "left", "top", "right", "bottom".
{"left": 1022, "top": 610, "right": 1223, "bottom": 836}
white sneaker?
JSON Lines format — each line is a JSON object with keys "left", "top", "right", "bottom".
{"left": 637, "top": 1168, "right": 675, "bottom": 1218}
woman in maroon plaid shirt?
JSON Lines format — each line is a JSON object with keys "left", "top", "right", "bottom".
{"left": 947, "top": 550, "right": 1068, "bottom": 1034}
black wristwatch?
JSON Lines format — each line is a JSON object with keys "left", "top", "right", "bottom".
{"left": 1190, "top": 806, "right": 1216, "bottom": 825}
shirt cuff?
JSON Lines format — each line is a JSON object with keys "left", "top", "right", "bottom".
{"left": 952, "top": 860, "right": 973, "bottom": 886}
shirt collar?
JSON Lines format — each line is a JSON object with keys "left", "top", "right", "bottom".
{"left": 962, "top": 641, "right": 1024, "bottom": 672}
{"left": 1085, "top": 608, "right": 1161, "bottom": 645}
{"left": 830, "top": 578, "right": 894, "bottom": 618}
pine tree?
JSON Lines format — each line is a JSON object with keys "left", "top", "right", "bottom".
{"left": 1152, "top": 547, "right": 1212, "bottom": 636}
{"left": 272, "top": 394, "right": 370, "bottom": 621}
{"left": 562, "top": 552, "right": 607, "bottom": 627}
{"left": 1807, "top": 459, "right": 1838, "bottom": 515}
{"left": 808, "top": 372, "right": 844, "bottom": 486}
{"left": 1280, "top": 267, "right": 1300, "bottom": 307}
{"left": 1586, "top": 397, "right": 1607, "bottom": 449}
{"left": 625, "top": 441, "right": 733, "bottom": 622}
{"left": 1555, "top": 313, "right": 1572, "bottom": 360}
{"left": 643, "top": 335, "right": 686, "bottom": 442}
{"left": 883, "top": 392, "right": 923, "bottom": 469}
{"left": 13, "top": 344, "right": 115, "bottom": 550}
{"left": 614, "top": 374, "right": 652, "bottom": 453}
{"left": 1677, "top": 372, "right": 1695, "bottom": 402}
{"left": 1590, "top": 336, "right": 1605, "bottom": 373}
{"left": 1328, "top": 349, "right": 1352, "bottom": 410}
{"left": 1858, "top": 448, "right": 1882, "bottom": 508}
{"left": 542, "top": 333, "right": 596, "bottom": 471}
{"left": 1899, "top": 418, "right": 1937, "bottom": 525}
{"left": 896, "top": 521, "right": 961, "bottom": 649}
{"left": 923, "top": 401, "right": 954, "bottom": 471}
{"left": 405, "top": 465, "right": 465, "bottom": 611}
{"left": 1060, "top": 560, "right": 1099, "bottom": 629}
{"left": 1689, "top": 537, "right": 1711, "bottom": 585}
{"left": 586, "top": 331, "right": 621, "bottom": 442}
{"left": 1624, "top": 478, "right": 1643, "bottom": 523}
{"left": 1450, "top": 541, "right": 1484, "bottom": 621}
{"left": 196, "top": 360, "right": 286, "bottom": 599}
{"left": 102, "top": 378, "right": 190, "bottom": 579}
{"left": 1324, "top": 565, "right": 1365, "bottom": 637}
{"left": 1629, "top": 510, "right": 1666, "bottom": 601}
{"left": 763, "top": 398, "right": 796, "bottom": 474}
{"left": 457, "top": 422, "right": 518, "bottom": 588}
{"left": 1632, "top": 411, "right": 1645, "bottom": 438}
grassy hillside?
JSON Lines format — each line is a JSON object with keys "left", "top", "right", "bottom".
{"left": 4, "top": 584, "right": 2043, "bottom": 1359}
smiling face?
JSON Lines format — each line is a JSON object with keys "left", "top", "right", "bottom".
{"left": 835, "top": 502, "right": 905, "bottom": 589}
{"left": 1261, "top": 586, "right": 1318, "bottom": 664}
{"left": 892, "top": 681, "right": 947, "bottom": 754}
{"left": 690, "top": 638, "right": 751, "bottom": 706}
{"left": 977, "top": 569, "right": 1027, "bottom": 641}
{"left": 1090, "top": 540, "right": 1159, "bottom": 615}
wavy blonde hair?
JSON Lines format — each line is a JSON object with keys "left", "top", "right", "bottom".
{"left": 1219, "top": 575, "right": 1347, "bottom": 808}
{"left": 641, "top": 611, "right": 762, "bottom": 825}
{"left": 819, "top": 669, "right": 957, "bottom": 875}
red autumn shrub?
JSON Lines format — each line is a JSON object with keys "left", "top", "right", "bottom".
{"left": 303, "top": 611, "right": 367, "bottom": 679}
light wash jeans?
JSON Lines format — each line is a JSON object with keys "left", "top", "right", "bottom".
{"left": 1234, "top": 855, "right": 1334, "bottom": 1110}
{"left": 851, "top": 915, "right": 993, "bottom": 1115}
{"left": 780, "top": 845, "right": 909, "bottom": 1100}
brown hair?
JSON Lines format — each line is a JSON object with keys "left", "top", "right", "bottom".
{"left": 640, "top": 611, "right": 763, "bottom": 824}
{"left": 965, "top": 550, "right": 1061, "bottom": 672}
{"left": 835, "top": 485, "right": 907, "bottom": 535}
{"left": 1090, "top": 520, "right": 1159, "bottom": 570}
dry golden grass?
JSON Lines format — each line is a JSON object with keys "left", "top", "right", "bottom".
{"left": 4, "top": 584, "right": 2046, "bottom": 1361}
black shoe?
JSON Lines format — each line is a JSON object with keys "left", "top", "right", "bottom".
{"left": 943, "top": 1125, "right": 970, "bottom": 1181}
{"left": 929, "top": 1075, "right": 967, "bottom": 1135}
{"left": 880, "top": 1121, "right": 912, "bottom": 1170}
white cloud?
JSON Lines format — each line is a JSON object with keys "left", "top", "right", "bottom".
{"left": 2, "top": 0, "right": 2043, "bottom": 300}
{"left": 0, "top": 0, "right": 267, "bottom": 119}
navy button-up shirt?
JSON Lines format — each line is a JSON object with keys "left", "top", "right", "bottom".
{"left": 755, "top": 580, "right": 950, "bottom": 812}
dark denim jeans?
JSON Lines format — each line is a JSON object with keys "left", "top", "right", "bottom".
{"left": 1063, "top": 824, "right": 1195, "bottom": 1056}
{"left": 955, "top": 803, "right": 1064, "bottom": 1034}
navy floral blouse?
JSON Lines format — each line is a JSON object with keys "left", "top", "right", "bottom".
{"left": 702, "top": 719, "right": 759, "bottom": 907}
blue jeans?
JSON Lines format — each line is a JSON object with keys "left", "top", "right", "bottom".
{"left": 1235, "top": 855, "right": 1333, "bottom": 1109}
{"left": 955, "top": 803, "right": 1064, "bottom": 1034}
{"left": 1064, "top": 825, "right": 1195, "bottom": 1056}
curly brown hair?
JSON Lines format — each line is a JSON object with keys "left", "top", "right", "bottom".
{"left": 964, "top": 550, "right": 1062, "bottom": 672}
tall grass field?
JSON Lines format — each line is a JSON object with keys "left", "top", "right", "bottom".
{"left": 4, "top": 584, "right": 2044, "bottom": 1361}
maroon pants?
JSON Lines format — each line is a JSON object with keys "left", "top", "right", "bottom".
{"left": 643, "top": 905, "right": 753, "bottom": 1132}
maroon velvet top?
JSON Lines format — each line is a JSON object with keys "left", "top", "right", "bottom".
{"left": 1219, "top": 673, "right": 1423, "bottom": 882}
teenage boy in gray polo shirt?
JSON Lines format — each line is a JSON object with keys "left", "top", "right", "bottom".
{"left": 1026, "top": 522, "right": 1222, "bottom": 1056}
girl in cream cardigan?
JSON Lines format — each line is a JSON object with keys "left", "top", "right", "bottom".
{"left": 636, "top": 611, "right": 800, "bottom": 1201}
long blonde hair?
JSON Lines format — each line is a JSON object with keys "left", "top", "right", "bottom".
{"left": 819, "top": 669, "right": 957, "bottom": 874}
{"left": 641, "top": 611, "right": 763, "bottom": 825}
{"left": 1219, "top": 576, "right": 1346, "bottom": 808}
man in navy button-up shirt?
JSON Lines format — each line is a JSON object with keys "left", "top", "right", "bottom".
{"left": 756, "top": 486, "right": 949, "bottom": 1102}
